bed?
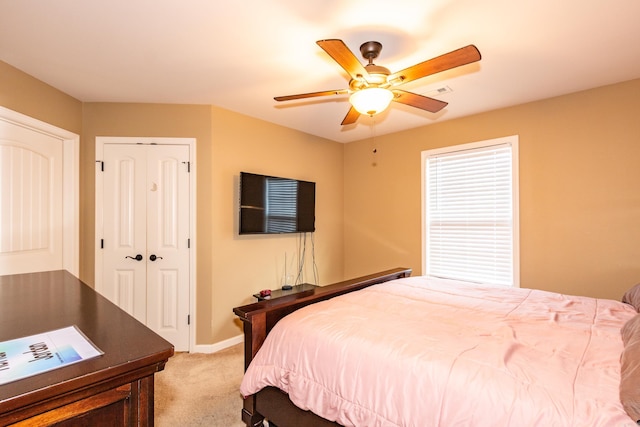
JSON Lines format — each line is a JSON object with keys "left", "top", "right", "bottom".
{"left": 233, "top": 268, "right": 640, "bottom": 426}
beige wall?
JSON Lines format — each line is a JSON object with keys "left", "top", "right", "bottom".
{"left": 0, "top": 61, "right": 82, "bottom": 134}
{"left": 81, "top": 103, "right": 214, "bottom": 344}
{"left": 344, "top": 78, "right": 640, "bottom": 300}
{"left": 4, "top": 57, "right": 639, "bottom": 345}
{"left": 210, "top": 106, "right": 344, "bottom": 340}
{"left": 82, "top": 104, "right": 345, "bottom": 344}
{"left": 1, "top": 62, "right": 345, "bottom": 346}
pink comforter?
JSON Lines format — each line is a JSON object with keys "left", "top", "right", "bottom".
{"left": 240, "top": 276, "right": 637, "bottom": 426}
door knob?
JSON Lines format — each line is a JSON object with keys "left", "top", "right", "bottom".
{"left": 125, "top": 254, "right": 143, "bottom": 261}
{"left": 149, "top": 254, "right": 163, "bottom": 261}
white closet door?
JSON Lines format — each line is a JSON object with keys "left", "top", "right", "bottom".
{"left": 101, "top": 143, "right": 190, "bottom": 351}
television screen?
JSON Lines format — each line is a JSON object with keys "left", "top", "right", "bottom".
{"left": 239, "top": 172, "right": 315, "bottom": 234}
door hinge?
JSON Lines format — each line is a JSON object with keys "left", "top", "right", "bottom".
{"left": 187, "top": 238, "right": 191, "bottom": 249}
{"left": 187, "top": 314, "right": 191, "bottom": 325}
{"left": 96, "top": 160, "right": 104, "bottom": 171}
{"left": 182, "top": 161, "right": 190, "bottom": 173}
{"left": 100, "top": 239, "right": 104, "bottom": 249}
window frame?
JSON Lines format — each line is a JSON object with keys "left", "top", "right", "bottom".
{"left": 421, "top": 135, "right": 520, "bottom": 287}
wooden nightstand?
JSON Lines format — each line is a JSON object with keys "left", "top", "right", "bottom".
{"left": 253, "top": 283, "right": 318, "bottom": 301}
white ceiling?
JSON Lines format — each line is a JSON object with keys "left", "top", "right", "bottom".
{"left": 1, "top": 0, "right": 640, "bottom": 143}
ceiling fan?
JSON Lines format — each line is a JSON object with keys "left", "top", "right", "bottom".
{"left": 274, "top": 39, "right": 481, "bottom": 125}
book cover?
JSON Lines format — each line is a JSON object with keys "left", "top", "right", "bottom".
{"left": 0, "top": 325, "right": 103, "bottom": 385}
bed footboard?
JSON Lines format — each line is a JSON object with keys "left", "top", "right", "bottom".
{"left": 233, "top": 267, "right": 412, "bottom": 427}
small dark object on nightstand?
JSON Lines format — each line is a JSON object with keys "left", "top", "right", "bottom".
{"left": 259, "top": 289, "right": 272, "bottom": 298}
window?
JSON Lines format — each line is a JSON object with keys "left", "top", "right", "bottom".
{"left": 422, "top": 136, "right": 519, "bottom": 287}
{"left": 265, "top": 177, "right": 298, "bottom": 233}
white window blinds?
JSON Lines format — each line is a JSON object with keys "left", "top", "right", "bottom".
{"left": 265, "top": 178, "right": 298, "bottom": 233}
{"left": 424, "top": 140, "right": 518, "bottom": 287}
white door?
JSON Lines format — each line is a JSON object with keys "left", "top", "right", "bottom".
{"left": 101, "top": 143, "right": 190, "bottom": 351}
{"left": 0, "top": 121, "right": 63, "bottom": 274}
{"left": 0, "top": 107, "right": 79, "bottom": 277}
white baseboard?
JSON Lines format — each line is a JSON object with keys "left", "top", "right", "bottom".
{"left": 190, "top": 334, "right": 244, "bottom": 354}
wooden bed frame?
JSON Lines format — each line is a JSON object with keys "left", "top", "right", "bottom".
{"left": 233, "top": 267, "right": 412, "bottom": 427}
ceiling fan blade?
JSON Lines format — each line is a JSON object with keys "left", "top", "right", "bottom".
{"left": 341, "top": 106, "right": 360, "bottom": 125}
{"left": 388, "top": 45, "right": 481, "bottom": 86}
{"left": 274, "top": 89, "right": 349, "bottom": 102}
{"left": 317, "top": 39, "right": 370, "bottom": 80}
{"left": 392, "top": 90, "right": 448, "bottom": 113}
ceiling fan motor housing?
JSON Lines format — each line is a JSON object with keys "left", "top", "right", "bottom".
{"left": 356, "top": 41, "right": 390, "bottom": 87}
{"left": 360, "top": 41, "right": 383, "bottom": 62}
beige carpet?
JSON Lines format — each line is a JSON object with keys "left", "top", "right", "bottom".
{"left": 155, "top": 343, "right": 247, "bottom": 427}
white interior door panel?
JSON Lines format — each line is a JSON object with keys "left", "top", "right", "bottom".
{"left": 0, "top": 123, "right": 63, "bottom": 274}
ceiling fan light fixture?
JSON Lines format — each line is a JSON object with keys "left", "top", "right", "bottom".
{"left": 349, "top": 87, "right": 394, "bottom": 116}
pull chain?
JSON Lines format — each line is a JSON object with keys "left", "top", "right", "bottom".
{"left": 370, "top": 115, "right": 378, "bottom": 167}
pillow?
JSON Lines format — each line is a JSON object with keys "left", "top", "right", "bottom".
{"left": 620, "top": 314, "right": 640, "bottom": 423}
{"left": 623, "top": 283, "right": 640, "bottom": 312}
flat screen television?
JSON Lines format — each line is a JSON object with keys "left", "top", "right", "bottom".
{"left": 239, "top": 172, "right": 316, "bottom": 234}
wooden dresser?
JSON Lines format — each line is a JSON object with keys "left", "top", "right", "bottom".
{"left": 0, "top": 270, "right": 174, "bottom": 426}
